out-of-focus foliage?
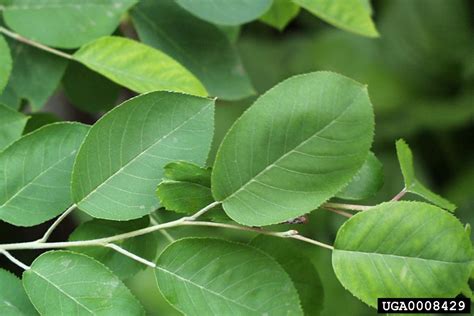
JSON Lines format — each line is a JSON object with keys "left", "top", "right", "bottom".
{"left": 2, "top": 0, "right": 137, "bottom": 48}
{"left": 131, "top": 0, "right": 255, "bottom": 100}
{"left": 260, "top": 0, "right": 300, "bottom": 30}
{"left": 1, "top": 40, "right": 67, "bottom": 111}
{"left": 0, "top": 35, "right": 11, "bottom": 93}
{"left": 293, "top": 0, "right": 378, "bottom": 37}
{"left": 62, "top": 62, "right": 120, "bottom": 113}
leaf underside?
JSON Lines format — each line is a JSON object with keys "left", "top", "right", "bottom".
{"left": 23, "top": 251, "right": 145, "bottom": 315}
{"left": 155, "top": 238, "right": 303, "bottom": 315}
{"left": 72, "top": 92, "right": 214, "bottom": 221}
{"left": 212, "top": 71, "right": 374, "bottom": 226}
{"left": 3, "top": 0, "right": 137, "bottom": 48}
{"left": 250, "top": 235, "right": 324, "bottom": 315}
{"left": 333, "top": 201, "right": 473, "bottom": 307}
{"left": 0, "top": 123, "right": 89, "bottom": 226}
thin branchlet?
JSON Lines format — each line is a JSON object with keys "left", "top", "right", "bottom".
{"left": 0, "top": 202, "right": 334, "bottom": 268}
{"left": 0, "top": 26, "right": 73, "bottom": 59}
{"left": 322, "top": 202, "right": 372, "bottom": 211}
{"left": 0, "top": 250, "right": 30, "bottom": 270}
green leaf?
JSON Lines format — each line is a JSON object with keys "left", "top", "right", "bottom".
{"left": 0, "top": 82, "right": 21, "bottom": 110}
{"left": 260, "top": 0, "right": 300, "bottom": 31}
{"left": 396, "top": 139, "right": 456, "bottom": 211}
{"left": 72, "top": 92, "right": 214, "bottom": 221}
{"left": 0, "top": 103, "right": 28, "bottom": 151}
{"left": 3, "top": 0, "right": 137, "bottom": 48}
{"left": 157, "top": 161, "right": 215, "bottom": 214}
{"left": 217, "top": 25, "right": 241, "bottom": 43}
{"left": 175, "top": 0, "right": 273, "bottom": 25}
{"left": 7, "top": 40, "right": 68, "bottom": 110}
{"left": 396, "top": 140, "right": 415, "bottom": 186}
{"left": 156, "top": 161, "right": 228, "bottom": 221}
{"left": 333, "top": 201, "right": 474, "bottom": 308}
{"left": 359, "top": 0, "right": 373, "bottom": 15}
{"left": 0, "top": 122, "right": 89, "bottom": 226}
{"left": 0, "top": 268, "right": 37, "bottom": 315}
{"left": 163, "top": 161, "right": 212, "bottom": 186}
{"left": 155, "top": 238, "right": 303, "bottom": 315}
{"left": 69, "top": 217, "right": 157, "bottom": 279}
{"left": 336, "top": 151, "right": 383, "bottom": 200}
{"left": 74, "top": 36, "right": 207, "bottom": 97}
{"left": 0, "top": 34, "right": 12, "bottom": 94}
{"left": 292, "top": 0, "right": 379, "bottom": 37}
{"left": 23, "top": 251, "right": 145, "bottom": 315}
{"left": 23, "top": 112, "right": 60, "bottom": 134}
{"left": 62, "top": 62, "right": 120, "bottom": 113}
{"left": 212, "top": 72, "right": 374, "bottom": 226}
{"left": 250, "top": 235, "right": 324, "bottom": 315}
{"left": 131, "top": 0, "right": 254, "bottom": 100}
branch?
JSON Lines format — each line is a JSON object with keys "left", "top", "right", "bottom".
{"left": 105, "top": 244, "right": 156, "bottom": 268}
{"left": 150, "top": 216, "right": 175, "bottom": 242}
{"left": 0, "top": 250, "right": 30, "bottom": 270}
{"left": 182, "top": 221, "right": 299, "bottom": 238}
{"left": 37, "top": 204, "right": 76, "bottom": 243}
{"left": 323, "top": 207, "right": 353, "bottom": 218}
{"left": 185, "top": 201, "right": 220, "bottom": 220}
{"left": 0, "top": 202, "right": 333, "bottom": 253}
{"left": 0, "top": 202, "right": 222, "bottom": 251}
{"left": 183, "top": 221, "right": 334, "bottom": 250}
{"left": 322, "top": 202, "right": 372, "bottom": 211}
{"left": 290, "top": 234, "right": 334, "bottom": 250}
{"left": 391, "top": 188, "right": 407, "bottom": 201}
{"left": 0, "top": 26, "right": 72, "bottom": 60}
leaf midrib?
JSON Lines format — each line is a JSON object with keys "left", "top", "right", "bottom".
{"left": 76, "top": 102, "right": 212, "bottom": 204}
{"left": 222, "top": 88, "right": 367, "bottom": 202}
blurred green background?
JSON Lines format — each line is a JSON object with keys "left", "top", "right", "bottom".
{"left": 0, "top": 0, "right": 472, "bottom": 315}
